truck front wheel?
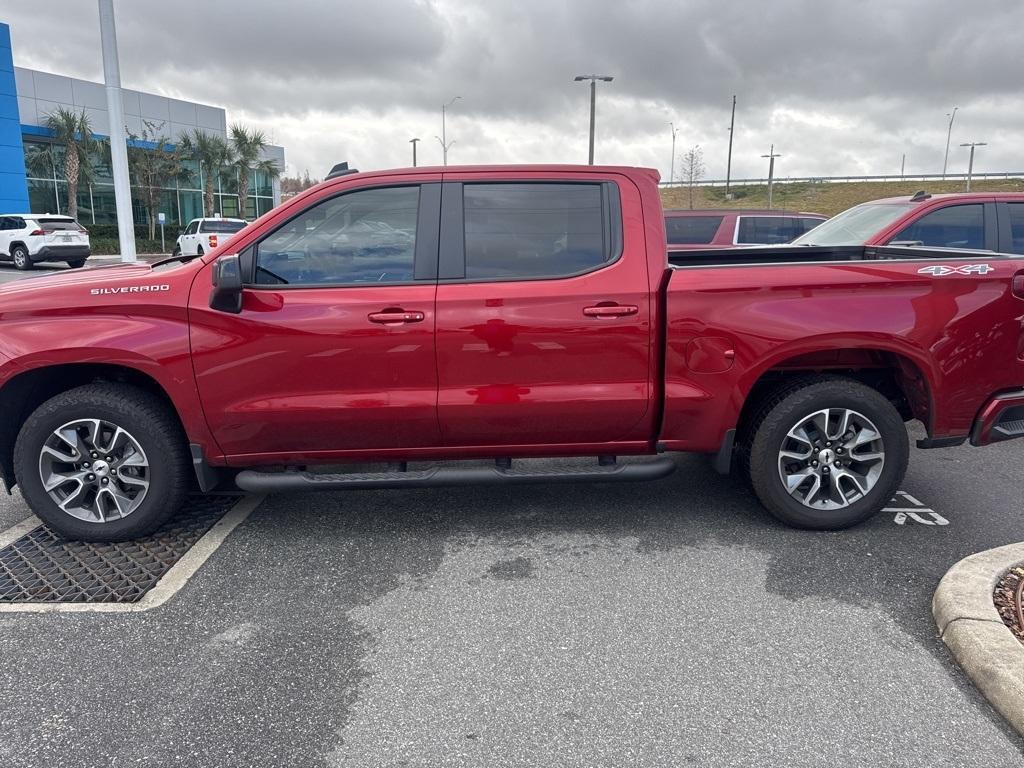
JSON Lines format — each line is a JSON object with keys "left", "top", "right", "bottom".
{"left": 13, "top": 384, "right": 191, "bottom": 541}
{"left": 747, "top": 378, "right": 909, "bottom": 530}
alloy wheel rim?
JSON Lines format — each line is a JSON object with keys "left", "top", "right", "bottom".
{"left": 777, "top": 407, "right": 885, "bottom": 511}
{"left": 37, "top": 418, "right": 150, "bottom": 523}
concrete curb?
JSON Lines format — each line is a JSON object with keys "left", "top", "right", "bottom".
{"left": 933, "top": 542, "right": 1024, "bottom": 735}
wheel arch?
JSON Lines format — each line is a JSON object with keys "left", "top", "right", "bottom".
{"left": 735, "top": 346, "right": 935, "bottom": 443}
{"left": 0, "top": 363, "right": 188, "bottom": 492}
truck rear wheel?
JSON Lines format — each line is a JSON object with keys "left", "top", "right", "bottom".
{"left": 747, "top": 378, "right": 908, "bottom": 530}
{"left": 13, "top": 384, "right": 191, "bottom": 541}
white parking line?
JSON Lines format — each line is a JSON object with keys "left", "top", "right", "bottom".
{"left": 0, "top": 494, "right": 265, "bottom": 614}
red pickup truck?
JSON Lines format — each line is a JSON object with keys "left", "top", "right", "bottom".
{"left": 1, "top": 165, "right": 1022, "bottom": 541}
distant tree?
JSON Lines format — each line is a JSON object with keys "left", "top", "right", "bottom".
{"left": 180, "top": 129, "right": 233, "bottom": 217}
{"left": 280, "top": 169, "right": 320, "bottom": 199}
{"left": 229, "top": 124, "right": 280, "bottom": 220}
{"left": 127, "top": 120, "right": 188, "bottom": 240}
{"left": 680, "top": 145, "right": 705, "bottom": 209}
{"left": 41, "top": 107, "right": 98, "bottom": 219}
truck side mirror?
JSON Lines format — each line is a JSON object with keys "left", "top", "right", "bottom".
{"left": 210, "top": 253, "right": 243, "bottom": 313}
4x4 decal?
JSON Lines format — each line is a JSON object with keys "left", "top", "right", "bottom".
{"left": 917, "top": 264, "right": 993, "bottom": 276}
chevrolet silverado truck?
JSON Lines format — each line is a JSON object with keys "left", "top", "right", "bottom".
{"left": 1, "top": 165, "right": 1022, "bottom": 541}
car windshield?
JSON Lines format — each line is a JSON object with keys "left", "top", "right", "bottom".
{"left": 791, "top": 203, "right": 916, "bottom": 246}
{"left": 202, "top": 220, "right": 247, "bottom": 233}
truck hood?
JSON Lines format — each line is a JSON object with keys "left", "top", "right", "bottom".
{"left": 0, "top": 261, "right": 200, "bottom": 317}
{"left": 0, "top": 262, "right": 155, "bottom": 298}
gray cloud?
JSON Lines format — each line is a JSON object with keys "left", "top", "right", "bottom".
{"left": 7, "top": 0, "right": 1023, "bottom": 182}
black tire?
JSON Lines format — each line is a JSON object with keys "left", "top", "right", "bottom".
{"left": 11, "top": 245, "right": 31, "bottom": 271}
{"left": 14, "top": 383, "right": 191, "bottom": 541}
{"left": 196, "top": 245, "right": 204, "bottom": 256}
{"left": 171, "top": 246, "right": 181, "bottom": 258}
{"left": 747, "top": 377, "right": 909, "bottom": 530}
{"left": 66, "top": 259, "right": 87, "bottom": 269}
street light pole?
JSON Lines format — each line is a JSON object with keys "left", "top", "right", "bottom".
{"left": 761, "top": 144, "right": 781, "bottom": 210}
{"left": 97, "top": 0, "right": 136, "bottom": 262}
{"left": 668, "top": 122, "right": 678, "bottom": 184}
{"left": 574, "top": 74, "right": 613, "bottom": 165}
{"left": 960, "top": 141, "right": 987, "bottom": 192}
{"left": 942, "top": 107, "right": 958, "bottom": 178}
{"left": 409, "top": 138, "right": 420, "bottom": 167}
{"left": 725, "top": 94, "right": 736, "bottom": 197}
{"left": 435, "top": 96, "right": 461, "bottom": 166}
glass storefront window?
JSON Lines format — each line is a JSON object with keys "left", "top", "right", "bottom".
{"left": 179, "top": 190, "right": 203, "bottom": 225}
{"left": 28, "top": 178, "right": 59, "bottom": 214}
{"left": 219, "top": 194, "right": 239, "bottom": 218}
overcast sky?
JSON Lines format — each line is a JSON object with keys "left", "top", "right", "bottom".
{"left": 7, "top": 0, "right": 1024, "bottom": 182}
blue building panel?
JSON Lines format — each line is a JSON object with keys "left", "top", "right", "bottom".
{"left": 0, "top": 23, "right": 28, "bottom": 212}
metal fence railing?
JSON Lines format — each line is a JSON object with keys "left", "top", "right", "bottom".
{"left": 660, "top": 171, "right": 1024, "bottom": 188}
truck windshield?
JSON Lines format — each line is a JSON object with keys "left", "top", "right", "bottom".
{"left": 791, "top": 203, "right": 916, "bottom": 246}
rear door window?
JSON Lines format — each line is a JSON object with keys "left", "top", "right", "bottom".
{"left": 665, "top": 215, "right": 723, "bottom": 245}
{"left": 1005, "top": 203, "right": 1024, "bottom": 254}
{"left": 35, "top": 218, "right": 79, "bottom": 231}
{"left": 200, "top": 220, "right": 247, "bottom": 234}
{"left": 888, "top": 204, "right": 985, "bottom": 249}
{"left": 462, "top": 183, "right": 614, "bottom": 279}
{"left": 735, "top": 216, "right": 812, "bottom": 244}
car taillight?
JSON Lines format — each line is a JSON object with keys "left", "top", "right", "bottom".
{"left": 77, "top": 228, "right": 88, "bottom": 234}
{"left": 29, "top": 229, "right": 45, "bottom": 236}
{"left": 209, "top": 235, "right": 218, "bottom": 248}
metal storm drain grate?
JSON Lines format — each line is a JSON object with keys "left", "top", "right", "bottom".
{"left": 0, "top": 495, "right": 240, "bottom": 604}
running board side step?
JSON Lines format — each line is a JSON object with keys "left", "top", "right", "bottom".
{"left": 234, "top": 458, "right": 676, "bottom": 493}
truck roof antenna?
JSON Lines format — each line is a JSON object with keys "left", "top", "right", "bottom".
{"left": 910, "top": 190, "right": 931, "bottom": 202}
{"left": 326, "top": 162, "right": 359, "bottom": 180}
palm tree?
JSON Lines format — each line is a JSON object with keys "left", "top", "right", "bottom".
{"left": 230, "top": 124, "right": 280, "bottom": 220}
{"left": 180, "top": 129, "right": 233, "bottom": 217}
{"left": 127, "top": 121, "right": 189, "bottom": 240}
{"left": 42, "top": 107, "right": 97, "bottom": 219}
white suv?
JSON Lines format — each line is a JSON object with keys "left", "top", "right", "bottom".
{"left": 173, "top": 217, "right": 248, "bottom": 257}
{"left": 0, "top": 214, "right": 91, "bottom": 270}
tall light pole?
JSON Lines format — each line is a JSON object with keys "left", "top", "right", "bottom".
{"left": 900, "top": 153, "right": 906, "bottom": 179}
{"left": 409, "top": 137, "right": 420, "bottom": 167}
{"left": 97, "top": 0, "right": 135, "bottom": 262}
{"left": 942, "top": 107, "right": 958, "bottom": 178}
{"left": 574, "top": 74, "right": 613, "bottom": 165}
{"left": 668, "top": 122, "right": 678, "bottom": 184}
{"left": 725, "top": 94, "right": 736, "bottom": 198}
{"left": 960, "top": 141, "right": 986, "bottom": 191}
{"left": 435, "top": 96, "right": 461, "bottom": 166}
{"left": 761, "top": 144, "right": 781, "bottom": 210}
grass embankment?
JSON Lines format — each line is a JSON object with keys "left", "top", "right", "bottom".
{"left": 660, "top": 178, "right": 1024, "bottom": 217}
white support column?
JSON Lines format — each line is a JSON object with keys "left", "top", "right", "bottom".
{"left": 97, "top": 0, "right": 136, "bottom": 261}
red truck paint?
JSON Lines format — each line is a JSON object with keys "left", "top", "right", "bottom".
{"left": 1, "top": 167, "right": 1023, "bottom": 488}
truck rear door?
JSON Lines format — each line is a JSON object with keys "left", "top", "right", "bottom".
{"left": 433, "top": 172, "right": 655, "bottom": 447}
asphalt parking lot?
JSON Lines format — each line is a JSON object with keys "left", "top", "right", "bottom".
{"left": 0, "top": 433, "right": 1023, "bottom": 767}
{"left": 1, "top": 266, "right": 1023, "bottom": 766}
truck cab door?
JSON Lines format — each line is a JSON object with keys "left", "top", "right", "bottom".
{"left": 188, "top": 179, "right": 442, "bottom": 460}
{"left": 433, "top": 174, "right": 655, "bottom": 448}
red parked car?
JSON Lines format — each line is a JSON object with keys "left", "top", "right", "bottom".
{"left": 790, "top": 191, "right": 1024, "bottom": 252}
{"left": 1, "top": 166, "right": 1023, "bottom": 541}
{"left": 665, "top": 208, "right": 826, "bottom": 252}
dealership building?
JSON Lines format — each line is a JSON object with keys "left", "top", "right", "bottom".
{"left": 0, "top": 21, "right": 284, "bottom": 226}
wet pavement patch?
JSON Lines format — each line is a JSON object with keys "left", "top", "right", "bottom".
{"left": 486, "top": 556, "right": 535, "bottom": 580}
{"left": 0, "top": 495, "right": 240, "bottom": 603}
